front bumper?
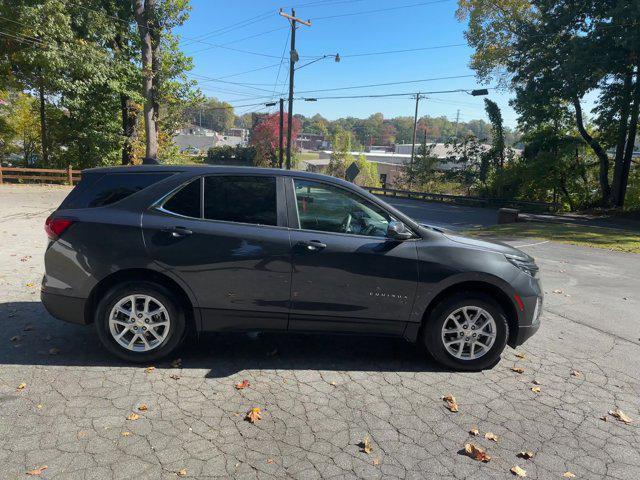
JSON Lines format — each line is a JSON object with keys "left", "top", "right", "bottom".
{"left": 41, "top": 290, "right": 88, "bottom": 325}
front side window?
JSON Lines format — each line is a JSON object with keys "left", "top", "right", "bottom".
{"left": 204, "top": 176, "right": 277, "bottom": 225}
{"left": 162, "top": 178, "right": 201, "bottom": 218}
{"left": 294, "top": 179, "right": 392, "bottom": 237}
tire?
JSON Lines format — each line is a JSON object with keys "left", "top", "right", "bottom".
{"left": 94, "top": 281, "right": 187, "bottom": 363}
{"left": 423, "top": 292, "right": 509, "bottom": 371}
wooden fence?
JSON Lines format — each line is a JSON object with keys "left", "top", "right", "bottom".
{"left": 0, "top": 165, "right": 81, "bottom": 185}
{"left": 363, "top": 186, "right": 559, "bottom": 213}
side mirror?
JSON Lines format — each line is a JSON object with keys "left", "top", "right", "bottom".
{"left": 387, "top": 221, "right": 413, "bottom": 240}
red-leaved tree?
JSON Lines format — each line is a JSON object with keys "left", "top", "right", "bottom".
{"left": 250, "top": 112, "right": 300, "bottom": 167}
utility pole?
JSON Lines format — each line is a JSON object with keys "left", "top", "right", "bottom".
{"left": 454, "top": 109, "right": 460, "bottom": 140}
{"left": 279, "top": 98, "right": 284, "bottom": 168}
{"left": 410, "top": 93, "right": 422, "bottom": 166}
{"left": 280, "top": 9, "right": 311, "bottom": 169}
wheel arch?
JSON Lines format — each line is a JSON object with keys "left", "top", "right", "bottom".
{"left": 418, "top": 281, "right": 519, "bottom": 347}
{"left": 84, "top": 268, "right": 198, "bottom": 333}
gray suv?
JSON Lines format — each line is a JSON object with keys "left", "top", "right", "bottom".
{"left": 42, "top": 166, "right": 542, "bottom": 370}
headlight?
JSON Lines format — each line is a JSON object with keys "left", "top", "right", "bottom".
{"left": 505, "top": 254, "right": 539, "bottom": 277}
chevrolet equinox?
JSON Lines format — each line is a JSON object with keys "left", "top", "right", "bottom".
{"left": 41, "top": 166, "right": 542, "bottom": 370}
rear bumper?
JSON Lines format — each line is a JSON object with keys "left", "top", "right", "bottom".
{"left": 513, "top": 321, "right": 540, "bottom": 346}
{"left": 41, "top": 291, "right": 88, "bottom": 325}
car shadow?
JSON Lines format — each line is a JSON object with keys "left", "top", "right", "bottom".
{"left": 1, "top": 301, "right": 445, "bottom": 377}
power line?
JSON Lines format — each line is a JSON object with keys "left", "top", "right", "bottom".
{"left": 187, "top": 26, "right": 287, "bottom": 55}
{"left": 295, "top": 74, "right": 476, "bottom": 94}
{"left": 180, "top": 11, "right": 274, "bottom": 46}
{"left": 312, "top": 0, "right": 454, "bottom": 20}
{"left": 337, "top": 43, "right": 468, "bottom": 58}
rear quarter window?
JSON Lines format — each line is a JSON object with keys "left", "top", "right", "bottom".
{"left": 61, "top": 172, "right": 174, "bottom": 209}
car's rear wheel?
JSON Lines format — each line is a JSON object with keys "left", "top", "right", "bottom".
{"left": 95, "top": 281, "right": 186, "bottom": 363}
{"left": 423, "top": 292, "right": 509, "bottom": 371}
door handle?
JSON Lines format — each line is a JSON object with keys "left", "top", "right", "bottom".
{"left": 162, "top": 226, "right": 193, "bottom": 238}
{"left": 298, "top": 240, "right": 327, "bottom": 251}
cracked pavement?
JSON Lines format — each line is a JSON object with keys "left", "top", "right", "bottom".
{"left": 0, "top": 184, "right": 639, "bottom": 479}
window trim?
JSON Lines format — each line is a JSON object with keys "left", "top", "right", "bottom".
{"left": 288, "top": 176, "right": 419, "bottom": 240}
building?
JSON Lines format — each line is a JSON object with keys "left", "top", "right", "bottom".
{"left": 173, "top": 125, "right": 216, "bottom": 155}
{"left": 295, "top": 133, "right": 328, "bottom": 151}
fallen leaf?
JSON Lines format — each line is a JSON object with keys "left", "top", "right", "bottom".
{"left": 531, "top": 386, "right": 541, "bottom": 393}
{"left": 553, "top": 289, "right": 564, "bottom": 294}
{"left": 571, "top": 370, "right": 581, "bottom": 377}
{"left": 17, "top": 382, "right": 26, "bottom": 390}
{"left": 517, "top": 451, "right": 534, "bottom": 459}
{"left": 442, "top": 394, "right": 459, "bottom": 412}
{"left": 563, "top": 473, "right": 576, "bottom": 478}
{"left": 171, "top": 358, "right": 182, "bottom": 368}
{"left": 170, "top": 374, "right": 180, "bottom": 380}
{"left": 600, "top": 415, "right": 608, "bottom": 422}
{"left": 361, "top": 436, "right": 373, "bottom": 454}
{"left": 48, "top": 348, "right": 60, "bottom": 355}
{"left": 126, "top": 413, "right": 139, "bottom": 421}
{"left": 138, "top": 404, "right": 148, "bottom": 412}
{"left": 608, "top": 409, "right": 632, "bottom": 424}
{"left": 121, "top": 431, "right": 131, "bottom": 437}
{"left": 145, "top": 366, "right": 155, "bottom": 373}
{"left": 266, "top": 458, "right": 274, "bottom": 464}
{"left": 24, "top": 325, "right": 33, "bottom": 331}
{"left": 511, "top": 367, "right": 525, "bottom": 374}
{"left": 469, "top": 426, "right": 479, "bottom": 436}
{"left": 36, "top": 404, "right": 43, "bottom": 410}
{"left": 511, "top": 465, "right": 527, "bottom": 477}
{"left": 484, "top": 432, "right": 498, "bottom": 442}
{"left": 26, "top": 466, "right": 48, "bottom": 476}
{"left": 329, "top": 381, "right": 337, "bottom": 387}
{"left": 20, "top": 255, "right": 31, "bottom": 262}
{"left": 532, "top": 379, "right": 542, "bottom": 385}
{"left": 25, "top": 283, "right": 34, "bottom": 288}
{"left": 235, "top": 380, "right": 250, "bottom": 390}
{"left": 177, "top": 468, "right": 187, "bottom": 477}
{"left": 515, "top": 352, "right": 526, "bottom": 359}
{"left": 10, "top": 335, "right": 20, "bottom": 342}
{"left": 464, "top": 443, "right": 491, "bottom": 462}
{"left": 373, "top": 458, "right": 380, "bottom": 466}
{"left": 245, "top": 407, "right": 262, "bottom": 423}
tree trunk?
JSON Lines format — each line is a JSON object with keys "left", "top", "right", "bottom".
{"left": 573, "top": 97, "right": 611, "bottom": 206}
{"left": 38, "top": 75, "right": 48, "bottom": 165}
{"left": 120, "top": 94, "right": 136, "bottom": 165}
{"left": 132, "top": 0, "right": 158, "bottom": 160}
{"left": 615, "top": 66, "right": 640, "bottom": 207}
{"left": 611, "top": 70, "right": 633, "bottom": 205}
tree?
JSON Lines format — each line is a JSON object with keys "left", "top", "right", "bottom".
{"left": 326, "top": 128, "right": 355, "bottom": 179}
{"left": 400, "top": 132, "right": 440, "bottom": 189}
{"left": 457, "top": 0, "right": 640, "bottom": 207}
{"left": 3, "top": 92, "right": 40, "bottom": 164}
{"left": 250, "top": 112, "right": 300, "bottom": 167}
{"left": 186, "top": 97, "right": 234, "bottom": 132}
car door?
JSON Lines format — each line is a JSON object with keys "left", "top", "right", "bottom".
{"left": 142, "top": 174, "right": 292, "bottom": 331}
{"left": 286, "top": 177, "right": 419, "bottom": 335}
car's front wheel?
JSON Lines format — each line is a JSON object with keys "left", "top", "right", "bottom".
{"left": 423, "top": 292, "right": 509, "bottom": 371}
{"left": 95, "top": 281, "right": 186, "bottom": 362}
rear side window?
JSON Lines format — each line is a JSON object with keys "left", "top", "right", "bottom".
{"left": 63, "top": 172, "right": 173, "bottom": 209}
{"left": 162, "top": 179, "right": 201, "bottom": 218}
{"left": 204, "top": 176, "right": 277, "bottom": 225}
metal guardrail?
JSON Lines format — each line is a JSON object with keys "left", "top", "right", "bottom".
{"left": 0, "top": 165, "right": 81, "bottom": 185}
{"left": 364, "top": 186, "right": 559, "bottom": 212}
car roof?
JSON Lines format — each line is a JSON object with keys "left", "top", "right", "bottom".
{"left": 82, "top": 164, "right": 355, "bottom": 188}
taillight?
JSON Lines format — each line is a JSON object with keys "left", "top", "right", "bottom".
{"left": 45, "top": 217, "right": 73, "bottom": 240}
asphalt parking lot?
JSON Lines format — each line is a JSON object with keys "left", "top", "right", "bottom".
{"left": 0, "top": 184, "right": 638, "bottom": 479}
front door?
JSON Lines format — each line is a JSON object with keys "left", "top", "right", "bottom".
{"left": 142, "top": 175, "right": 292, "bottom": 331}
{"left": 287, "top": 178, "right": 418, "bottom": 335}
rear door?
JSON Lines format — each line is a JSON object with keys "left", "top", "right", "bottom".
{"left": 286, "top": 177, "right": 419, "bottom": 335}
{"left": 142, "top": 174, "right": 292, "bottom": 331}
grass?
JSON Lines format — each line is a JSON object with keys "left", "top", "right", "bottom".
{"left": 298, "top": 152, "right": 320, "bottom": 161}
{"left": 468, "top": 221, "right": 640, "bottom": 254}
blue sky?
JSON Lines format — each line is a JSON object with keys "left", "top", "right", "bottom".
{"left": 176, "top": 0, "right": 520, "bottom": 127}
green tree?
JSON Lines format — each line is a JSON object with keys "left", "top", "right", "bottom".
{"left": 457, "top": 0, "right": 640, "bottom": 207}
